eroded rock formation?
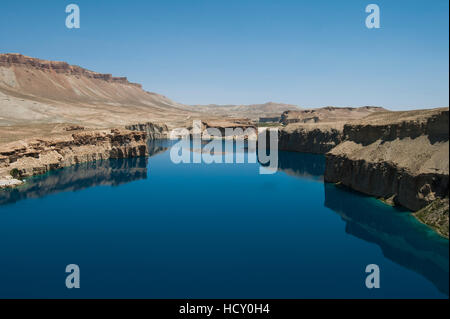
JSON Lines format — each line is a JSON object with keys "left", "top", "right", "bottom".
{"left": 278, "top": 123, "right": 344, "bottom": 154}
{"left": 0, "top": 129, "right": 148, "bottom": 187}
{"left": 324, "top": 108, "right": 449, "bottom": 236}
{"left": 125, "top": 122, "right": 169, "bottom": 139}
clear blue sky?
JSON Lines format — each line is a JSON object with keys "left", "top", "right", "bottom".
{"left": 1, "top": 0, "right": 448, "bottom": 109}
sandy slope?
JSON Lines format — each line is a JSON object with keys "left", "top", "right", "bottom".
{"left": 0, "top": 54, "right": 199, "bottom": 134}
{"left": 0, "top": 54, "right": 303, "bottom": 143}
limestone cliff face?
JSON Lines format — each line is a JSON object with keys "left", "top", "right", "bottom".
{"left": 325, "top": 152, "right": 449, "bottom": 211}
{"left": 125, "top": 122, "right": 169, "bottom": 139}
{"left": 0, "top": 129, "right": 148, "bottom": 184}
{"left": 324, "top": 108, "right": 449, "bottom": 215}
{"left": 278, "top": 123, "right": 344, "bottom": 154}
{"left": 343, "top": 108, "right": 448, "bottom": 145}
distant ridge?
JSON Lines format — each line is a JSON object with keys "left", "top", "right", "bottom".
{"left": 0, "top": 53, "right": 193, "bottom": 129}
{"left": 0, "top": 53, "right": 142, "bottom": 88}
{"left": 280, "top": 106, "right": 387, "bottom": 124}
{"left": 186, "top": 101, "right": 301, "bottom": 120}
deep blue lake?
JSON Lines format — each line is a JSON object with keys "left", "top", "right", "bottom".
{"left": 0, "top": 140, "right": 448, "bottom": 298}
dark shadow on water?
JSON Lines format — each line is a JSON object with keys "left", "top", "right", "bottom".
{"left": 259, "top": 150, "right": 325, "bottom": 181}
{"left": 276, "top": 151, "right": 325, "bottom": 181}
{"left": 147, "top": 139, "right": 170, "bottom": 157}
{"left": 324, "top": 183, "right": 449, "bottom": 296}
{"left": 1, "top": 141, "right": 448, "bottom": 297}
{"left": 0, "top": 140, "right": 169, "bottom": 207}
{"left": 263, "top": 151, "right": 448, "bottom": 296}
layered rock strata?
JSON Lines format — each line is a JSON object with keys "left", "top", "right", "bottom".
{"left": 0, "top": 129, "right": 148, "bottom": 188}
{"left": 278, "top": 123, "right": 344, "bottom": 154}
{"left": 0, "top": 53, "right": 142, "bottom": 87}
{"left": 125, "top": 122, "right": 169, "bottom": 139}
{"left": 324, "top": 108, "right": 449, "bottom": 237}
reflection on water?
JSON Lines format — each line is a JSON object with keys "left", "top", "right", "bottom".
{"left": 324, "top": 183, "right": 449, "bottom": 296}
{"left": 147, "top": 139, "right": 170, "bottom": 157}
{"left": 0, "top": 158, "right": 148, "bottom": 206}
{"left": 0, "top": 140, "right": 168, "bottom": 206}
{"left": 261, "top": 150, "right": 325, "bottom": 181}
{"left": 262, "top": 149, "right": 448, "bottom": 296}
{"left": 0, "top": 140, "right": 448, "bottom": 298}
{"left": 185, "top": 139, "right": 255, "bottom": 158}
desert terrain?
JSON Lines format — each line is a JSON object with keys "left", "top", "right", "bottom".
{"left": 0, "top": 53, "right": 448, "bottom": 237}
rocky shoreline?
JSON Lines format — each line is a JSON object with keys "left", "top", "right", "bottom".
{"left": 0, "top": 52, "right": 447, "bottom": 239}
{"left": 278, "top": 123, "right": 344, "bottom": 154}
{"left": 1, "top": 109, "right": 448, "bottom": 238}
{"left": 279, "top": 108, "right": 449, "bottom": 238}
{"left": 0, "top": 128, "right": 149, "bottom": 189}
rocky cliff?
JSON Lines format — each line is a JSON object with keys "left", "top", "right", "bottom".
{"left": 125, "top": 122, "right": 169, "bottom": 139}
{"left": 324, "top": 108, "right": 449, "bottom": 236}
{"left": 278, "top": 123, "right": 344, "bottom": 154}
{"left": 0, "top": 129, "right": 148, "bottom": 188}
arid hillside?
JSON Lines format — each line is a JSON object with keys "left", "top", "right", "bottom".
{"left": 280, "top": 106, "right": 386, "bottom": 125}
{"left": 0, "top": 54, "right": 197, "bottom": 136}
{"left": 188, "top": 102, "right": 300, "bottom": 120}
{"left": 0, "top": 54, "right": 306, "bottom": 143}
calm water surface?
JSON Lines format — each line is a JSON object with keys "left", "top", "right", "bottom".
{"left": 0, "top": 140, "right": 448, "bottom": 298}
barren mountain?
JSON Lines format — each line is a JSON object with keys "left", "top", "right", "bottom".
{"left": 0, "top": 54, "right": 197, "bottom": 138}
{"left": 0, "top": 54, "right": 304, "bottom": 143}
{"left": 0, "top": 54, "right": 393, "bottom": 144}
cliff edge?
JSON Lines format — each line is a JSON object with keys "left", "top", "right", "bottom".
{"left": 0, "top": 128, "right": 148, "bottom": 188}
{"left": 279, "top": 122, "right": 344, "bottom": 154}
{"left": 324, "top": 108, "right": 449, "bottom": 237}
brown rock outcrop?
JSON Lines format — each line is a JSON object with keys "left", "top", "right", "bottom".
{"left": 324, "top": 108, "right": 449, "bottom": 218}
{"left": 125, "top": 122, "right": 169, "bottom": 139}
{"left": 278, "top": 123, "right": 344, "bottom": 154}
{"left": 0, "top": 129, "right": 148, "bottom": 183}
